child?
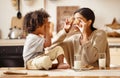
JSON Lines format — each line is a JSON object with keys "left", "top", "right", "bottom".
{"left": 23, "top": 9, "right": 70, "bottom": 70}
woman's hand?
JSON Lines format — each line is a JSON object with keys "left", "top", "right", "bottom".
{"left": 64, "top": 16, "right": 74, "bottom": 33}
{"left": 73, "top": 19, "right": 88, "bottom": 41}
{"left": 74, "top": 19, "right": 87, "bottom": 33}
{"left": 39, "top": 34, "right": 44, "bottom": 38}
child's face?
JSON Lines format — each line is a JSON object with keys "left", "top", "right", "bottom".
{"left": 34, "top": 25, "right": 45, "bottom": 35}
{"left": 34, "top": 18, "right": 50, "bottom": 35}
{"left": 44, "top": 18, "right": 49, "bottom": 24}
{"left": 37, "top": 18, "right": 49, "bottom": 35}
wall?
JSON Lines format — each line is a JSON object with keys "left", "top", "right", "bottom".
{"left": 0, "top": 0, "right": 120, "bottom": 38}
{"left": 45, "top": 0, "right": 120, "bottom": 32}
{"left": 0, "top": 0, "right": 44, "bottom": 39}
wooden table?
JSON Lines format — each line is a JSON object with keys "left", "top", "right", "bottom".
{"left": 1, "top": 74, "right": 120, "bottom": 78}
{"left": 0, "top": 66, "right": 120, "bottom": 78}
{"left": 0, "top": 76, "right": 120, "bottom": 78}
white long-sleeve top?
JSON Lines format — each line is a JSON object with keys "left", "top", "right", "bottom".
{"left": 51, "top": 29, "right": 110, "bottom": 67}
{"left": 23, "top": 34, "right": 45, "bottom": 64}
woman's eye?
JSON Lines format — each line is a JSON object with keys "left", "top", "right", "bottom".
{"left": 76, "top": 17, "right": 81, "bottom": 20}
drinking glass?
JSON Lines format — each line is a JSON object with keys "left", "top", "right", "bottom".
{"left": 74, "top": 54, "right": 82, "bottom": 70}
{"left": 72, "top": 38, "right": 82, "bottom": 70}
{"left": 99, "top": 53, "right": 106, "bottom": 69}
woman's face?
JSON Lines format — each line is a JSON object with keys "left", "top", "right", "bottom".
{"left": 73, "top": 13, "right": 91, "bottom": 32}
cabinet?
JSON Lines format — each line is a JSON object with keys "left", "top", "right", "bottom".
{"left": 109, "top": 47, "right": 120, "bottom": 65}
{"left": 108, "top": 38, "right": 120, "bottom": 66}
{"left": 0, "top": 39, "right": 25, "bottom": 67}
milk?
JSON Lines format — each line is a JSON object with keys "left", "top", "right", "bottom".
{"left": 74, "top": 60, "right": 82, "bottom": 69}
{"left": 99, "top": 58, "right": 106, "bottom": 69}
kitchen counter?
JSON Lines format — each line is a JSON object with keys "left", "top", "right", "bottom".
{"left": 0, "top": 37, "right": 119, "bottom": 67}
{"left": 107, "top": 37, "right": 120, "bottom": 47}
{"left": 0, "top": 37, "right": 119, "bottom": 46}
{"left": 0, "top": 39, "right": 25, "bottom": 67}
{"left": 0, "top": 39, "right": 25, "bottom": 46}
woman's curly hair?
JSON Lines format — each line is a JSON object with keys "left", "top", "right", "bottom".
{"left": 23, "top": 8, "right": 50, "bottom": 33}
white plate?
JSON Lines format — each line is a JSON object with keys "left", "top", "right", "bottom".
{"left": 81, "top": 66, "right": 94, "bottom": 70}
{"left": 72, "top": 66, "right": 94, "bottom": 71}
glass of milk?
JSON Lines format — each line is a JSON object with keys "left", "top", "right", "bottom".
{"left": 74, "top": 54, "right": 82, "bottom": 70}
{"left": 99, "top": 53, "right": 106, "bottom": 69}
{"left": 72, "top": 37, "right": 81, "bottom": 70}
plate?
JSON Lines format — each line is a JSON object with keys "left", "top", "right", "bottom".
{"left": 72, "top": 65, "right": 94, "bottom": 71}
{"left": 81, "top": 66, "right": 94, "bottom": 70}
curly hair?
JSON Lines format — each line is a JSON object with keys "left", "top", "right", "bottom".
{"left": 23, "top": 8, "right": 50, "bottom": 33}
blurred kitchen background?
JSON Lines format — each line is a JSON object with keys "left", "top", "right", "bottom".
{"left": 0, "top": 0, "right": 120, "bottom": 39}
{"left": 0, "top": 0, "right": 120, "bottom": 67}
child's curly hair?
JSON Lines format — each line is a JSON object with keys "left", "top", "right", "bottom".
{"left": 23, "top": 8, "right": 50, "bottom": 33}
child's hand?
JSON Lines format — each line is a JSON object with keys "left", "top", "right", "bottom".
{"left": 39, "top": 34, "right": 44, "bottom": 38}
{"left": 44, "top": 22, "right": 53, "bottom": 48}
{"left": 44, "top": 37, "right": 51, "bottom": 48}
{"left": 45, "top": 22, "right": 53, "bottom": 37}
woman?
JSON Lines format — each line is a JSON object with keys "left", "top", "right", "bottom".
{"left": 52, "top": 7, "right": 110, "bottom": 68}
